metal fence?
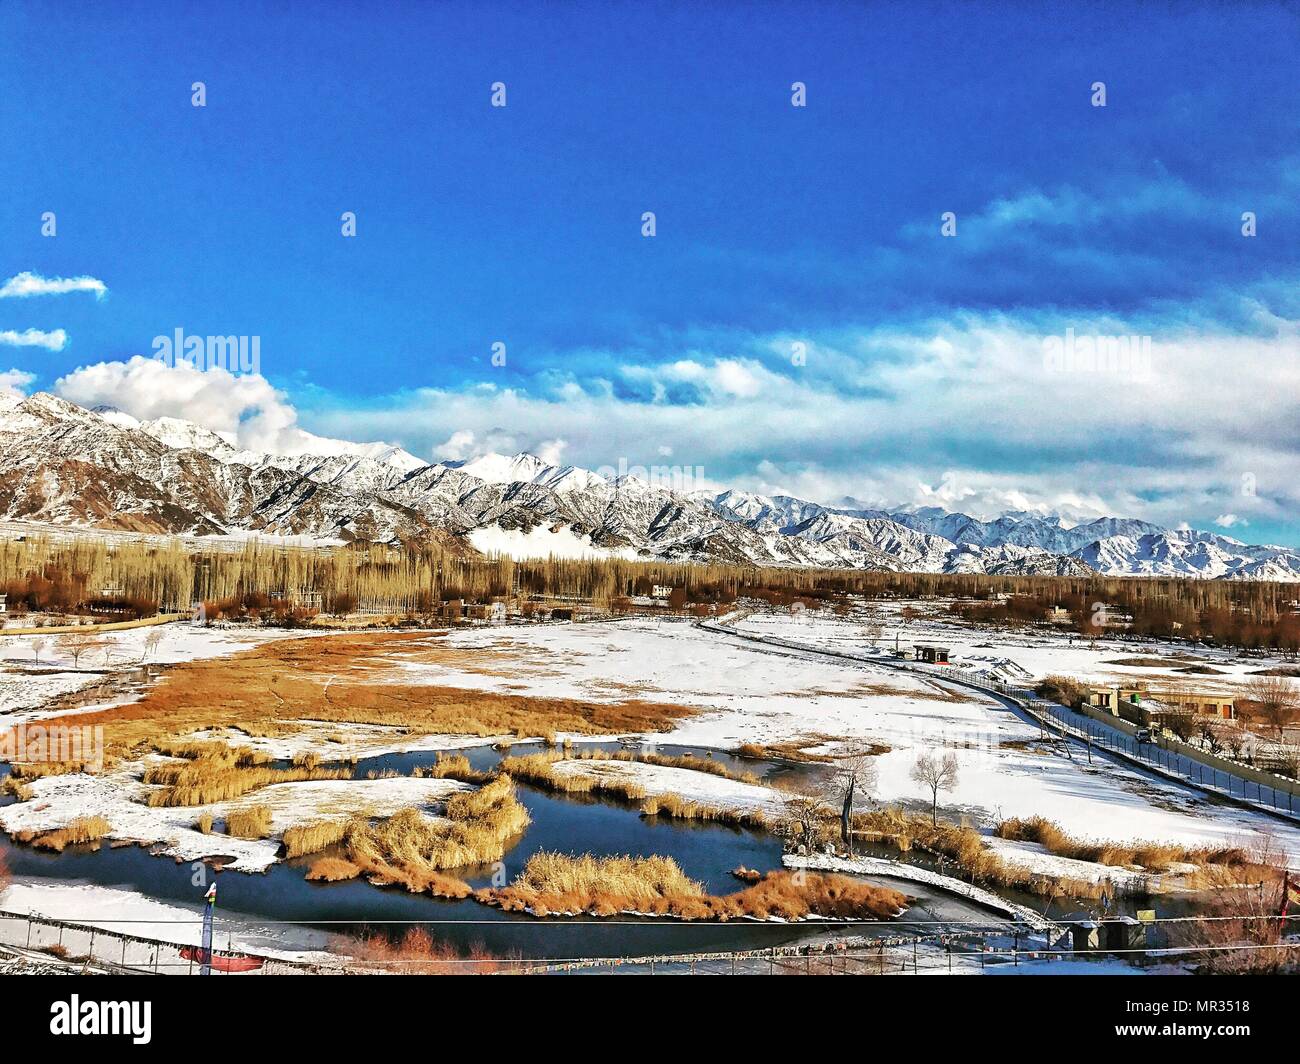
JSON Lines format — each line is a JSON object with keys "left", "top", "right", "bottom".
{"left": 924, "top": 663, "right": 1300, "bottom": 818}
{"left": 0, "top": 910, "right": 339, "bottom": 975}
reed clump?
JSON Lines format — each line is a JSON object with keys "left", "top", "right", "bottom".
{"left": 225, "top": 804, "right": 273, "bottom": 839}
{"left": 570, "top": 747, "right": 760, "bottom": 784}
{"left": 339, "top": 927, "right": 520, "bottom": 975}
{"left": 306, "top": 856, "right": 363, "bottom": 882}
{"left": 143, "top": 744, "right": 349, "bottom": 806}
{"left": 995, "top": 815, "right": 1248, "bottom": 872}
{"left": 498, "top": 752, "right": 648, "bottom": 802}
{"left": 283, "top": 818, "right": 354, "bottom": 858}
{"left": 641, "top": 792, "right": 771, "bottom": 831}
{"left": 850, "top": 807, "right": 1113, "bottom": 901}
{"left": 341, "top": 776, "right": 530, "bottom": 893}
{"left": 734, "top": 741, "right": 833, "bottom": 764}
{"left": 410, "top": 752, "right": 493, "bottom": 785}
{"left": 29, "top": 815, "right": 112, "bottom": 852}
{"left": 482, "top": 852, "right": 907, "bottom": 921}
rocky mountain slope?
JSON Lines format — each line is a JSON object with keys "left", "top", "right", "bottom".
{"left": 0, "top": 391, "right": 1295, "bottom": 578}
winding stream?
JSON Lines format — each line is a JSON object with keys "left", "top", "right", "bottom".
{"left": 0, "top": 744, "right": 1036, "bottom": 959}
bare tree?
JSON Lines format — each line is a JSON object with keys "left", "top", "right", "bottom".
{"left": 911, "top": 750, "right": 959, "bottom": 826}
{"left": 31, "top": 637, "right": 47, "bottom": 664}
{"left": 141, "top": 626, "right": 166, "bottom": 664}
{"left": 59, "top": 630, "right": 102, "bottom": 669}
{"left": 829, "top": 746, "right": 878, "bottom": 855}
{"left": 1155, "top": 684, "right": 1198, "bottom": 742}
{"left": 778, "top": 782, "right": 826, "bottom": 856}
{"left": 1171, "top": 836, "right": 1296, "bottom": 973}
{"left": 1242, "top": 675, "right": 1300, "bottom": 741}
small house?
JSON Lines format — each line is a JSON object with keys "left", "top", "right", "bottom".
{"left": 0, "top": 592, "right": 6, "bottom": 615}
{"left": 651, "top": 585, "right": 673, "bottom": 600}
{"left": 1045, "top": 605, "right": 1070, "bottom": 624}
{"left": 1162, "top": 693, "right": 1236, "bottom": 721}
{"left": 1085, "top": 685, "right": 1148, "bottom": 714}
{"left": 913, "top": 645, "right": 951, "bottom": 665}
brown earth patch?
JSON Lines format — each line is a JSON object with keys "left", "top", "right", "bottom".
{"left": 56, "top": 631, "right": 697, "bottom": 761}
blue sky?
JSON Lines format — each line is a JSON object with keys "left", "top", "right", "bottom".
{"left": 2, "top": 1, "right": 1299, "bottom": 543}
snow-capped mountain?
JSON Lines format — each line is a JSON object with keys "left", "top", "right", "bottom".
{"left": 0, "top": 391, "right": 1296, "bottom": 579}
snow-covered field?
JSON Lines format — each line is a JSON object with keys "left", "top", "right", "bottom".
{"left": 0, "top": 760, "right": 471, "bottom": 872}
{"left": 790, "top": 598, "right": 1291, "bottom": 696}
{"left": 547, "top": 757, "right": 787, "bottom": 816}
{"left": 3, "top": 608, "right": 1298, "bottom": 899}
{"left": 401, "top": 615, "right": 1300, "bottom": 865}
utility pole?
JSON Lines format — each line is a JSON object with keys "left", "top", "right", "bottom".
{"left": 200, "top": 882, "right": 216, "bottom": 975}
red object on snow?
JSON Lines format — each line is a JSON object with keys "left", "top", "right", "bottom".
{"left": 180, "top": 946, "right": 265, "bottom": 972}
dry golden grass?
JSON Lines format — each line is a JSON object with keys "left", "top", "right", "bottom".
{"left": 734, "top": 741, "right": 833, "bottom": 764}
{"left": 848, "top": 806, "right": 1115, "bottom": 901}
{"left": 57, "top": 632, "right": 697, "bottom": 764}
{"left": 1, "top": 776, "right": 33, "bottom": 801}
{"left": 498, "top": 750, "right": 768, "bottom": 814}
{"left": 305, "top": 856, "right": 363, "bottom": 882}
{"left": 482, "top": 852, "right": 908, "bottom": 921}
{"left": 225, "top": 804, "right": 272, "bottom": 839}
{"left": 995, "top": 815, "right": 1249, "bottom": 872}
{"left": 283, "top": 818, "right": 354, "bottom": 858}
{"left": 29, "top": 815, "right": 112, "bottom": 852}
{"left": 143, "top": 744, "right": 350, "bottom": 806}
{"left": 339, "top": 927, "right": 520, "bottom": 974}
{"left": 498, "top": 752, "right": 648, "bottom": 803}
{"left": 570, "top": 747, "right": 760, "bottom": 784}
{"left": 195, "top": 812, "right": 214, "bottom": 834}
{"left": 410, "top": 752, "right": 493, "bottom": 784}
{"left": 341, "top": 777, "right": 529, "bottom": 894}
{"left": 641, "top": 792, "right": 771, "bottom": 831}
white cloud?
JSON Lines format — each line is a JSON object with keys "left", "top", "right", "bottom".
{"left": 52, "top": 355, "right": 390, "bottom": 458}
{"left": 0, "top": 328, "right": 67, "bottom": 351}
{"left": 535, "top": 438, "right": 568, "bottom": 466}
{"left": 0, "top": 271, "right": 107, "bottom": 299}
{"left": 1215, "top": 513, "right": 1245, "bottom": 528}
{"left": 432, "top": 429, "right": 478, "bottom": 461}
{"left": 432, "top": 428, "right": 518, "bottom": 462}
{"left": 304, "top": 312, "right": 1300, "bottom": 534}
{"left": 0, "top": 369, "right": 36, "bottom": 397}
{"left": 45, "top": 300, "right": 1300, "bottom": 540}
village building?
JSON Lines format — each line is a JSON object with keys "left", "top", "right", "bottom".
{"left": 913, "top": 644, "right": 951, "bottom": 665}
{"left": 1085, "top": 684, "right": 1236, "bottom": 723}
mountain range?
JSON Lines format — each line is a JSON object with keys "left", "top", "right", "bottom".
{"left": 1, "top": 390, "right": 1297, "bottom": 580}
